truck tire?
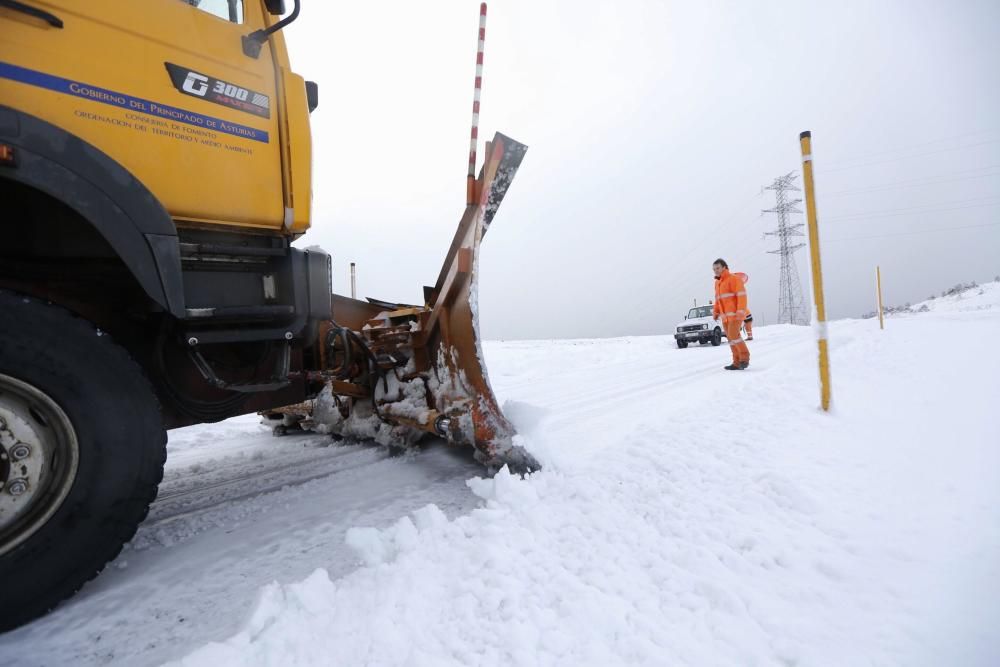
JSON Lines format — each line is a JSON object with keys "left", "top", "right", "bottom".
{"left": 0, "top": 291, "right": 165, "bottom": 632}
{"left": 676, "top": 339, "right": 688, "bottom": 349}
{"left": 711, "top": 328, "right": 723, "bottom": 346}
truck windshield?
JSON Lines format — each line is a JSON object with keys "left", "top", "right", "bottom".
{"left": 687, "top": 306, "right": 712, "bottom": 319}
{"left": 184, "top": 0, "right": 244, "bottom": 24}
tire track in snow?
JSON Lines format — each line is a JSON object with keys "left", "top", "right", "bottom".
{"left": 505, "top": 333, "right": 812, "bottom": 431}
{"left": 157, "top": 441, "right": 367, "bottom": 501}
{"left": 492, "top": 330, "right": 802, "bottom": 399}
{"left": 146, "top": 445, "right": 390, "bottom": 526}
{"left": 542, "top": 360, "right": 724, "bottom": 430}
{"left": 162, "top": 432, "right": 338, "bottom": 485}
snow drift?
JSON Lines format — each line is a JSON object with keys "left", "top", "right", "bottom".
{"left": 168, "top": 285, "right": 1000, "bottom": 667}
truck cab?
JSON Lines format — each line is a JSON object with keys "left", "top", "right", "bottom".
{"left": 674, "top": 305, "right": 723, "bottom": 348}
{"left": 1, "top": 0, "right": 329, "bottom": 429}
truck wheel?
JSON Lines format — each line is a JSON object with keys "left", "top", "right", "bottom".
{"left": 711, "top": 328, "right": 722, "bottom": 346}
{"left": 0, "top": 291, "right": 165, "bottom": 632}
{"left": 676, "top": 339, "right": 688, "bottom": 349}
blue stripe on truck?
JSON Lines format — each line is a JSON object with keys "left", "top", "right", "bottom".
{"left": 0, "top": 61, "right": 269, "bottom": 143}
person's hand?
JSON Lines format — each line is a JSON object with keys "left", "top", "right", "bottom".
{"left": 713, "top": 314, "right": 719, "bottom": 321}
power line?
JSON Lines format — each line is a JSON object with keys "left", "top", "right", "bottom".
{"left": 661, "top": 127, "right": 1000, "bottom": 324}
{"left": 661, "top": 189, "right": 776, "bottom": 304}
{"left": 654, "top": 191, "right": 762, "bottom": 294}
{"left": 664, "top": 220, "right": 771, "bottom": 311}
{"left": 829, "top": 194, "right": 1000, "bottom": 215}
{"left": 667, "top": 210, "right": 772, "bottom": 305}
{"left": 825, "top": 197, "right": 1000, "bottom": 223}
{"left": 819, "top": 139, "right": 1000, "bottom": 173}
{"left": 823, "top": 165, "right": 1000, "bottom": 198}
{"left": 825, "top": 221, "right": 1000, "bottom": 243}
{"left": 659, "top": 125, "right": 814, "bottom": 294}
{"left": 822, "top": 129, "right": 999, "bottom": 167}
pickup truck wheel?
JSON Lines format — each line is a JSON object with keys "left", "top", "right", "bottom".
{"left": 676, "top": 339, "right": 688, "bottom": 349}
{"left": 711, "top": 328, "right": 723, "bottom": 346}
{"left": 0, "top": 291, "right": 165, "bottom": 632}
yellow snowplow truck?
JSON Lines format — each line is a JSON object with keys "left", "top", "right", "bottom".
{"left": 0, "top": 0, "right": 533, "bottom": 631}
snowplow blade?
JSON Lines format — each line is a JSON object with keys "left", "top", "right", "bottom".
{"left": 266, "top": 133, "right": 536, "bottom": 473}
{"left": 415, "top": 133, "right": 534, "bottom": 471}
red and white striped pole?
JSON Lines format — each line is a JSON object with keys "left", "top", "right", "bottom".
{"left": 466, "top": 2, "right": 487, "bottom": 206}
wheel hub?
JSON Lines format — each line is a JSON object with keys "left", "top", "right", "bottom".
{"left": 0, "top": 374, "right": 79, "bottom": 557}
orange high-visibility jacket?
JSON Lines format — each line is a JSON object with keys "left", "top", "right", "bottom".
{"left": 713, "top": 269, "right": 748, "bottom": 324}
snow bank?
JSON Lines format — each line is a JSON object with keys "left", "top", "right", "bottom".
{"left": 867, "top": 278, "right": 1000, "bottom": 318}
{"left": 916, "top": 279, "right": 999, "bottom": 313}
{"left": 171, "top": 302, "right": 1000, "bottom": 666}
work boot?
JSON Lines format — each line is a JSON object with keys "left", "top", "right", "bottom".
{"left": 746, "top": 336, "right": 754, "bottom": 341}
{"left": 739, "top": 362, "right": 749, "bottom": 370}
{"left": 724, "top": 364, "right": 742, "bottom": 371}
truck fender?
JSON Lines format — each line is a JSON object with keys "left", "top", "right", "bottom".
{"left": 0, "top": 105, "right": 184, "bottom": 317}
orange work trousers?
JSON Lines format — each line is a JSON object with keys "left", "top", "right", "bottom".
{"left": 744, "top": 319, "right": 753, "bottom": 338}
{"left": 725, "top": 319, "right": 750, "bottom": 365}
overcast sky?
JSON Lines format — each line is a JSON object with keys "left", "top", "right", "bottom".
{"left": 286, "top": 0, "right": 1000, "bottom": 340}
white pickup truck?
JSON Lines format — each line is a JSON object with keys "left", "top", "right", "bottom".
{"left": 674, "top": 305, "right": 724, "bottom": 348}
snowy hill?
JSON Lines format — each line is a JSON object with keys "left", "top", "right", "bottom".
{"left": 3, "top": 298, "right": 998, "bottom": 666}
{"left": 865, "top": 278, "right": 999, "bottom": 318}
{"left": 915, "top": 279, "right": 999, "bottom": 314}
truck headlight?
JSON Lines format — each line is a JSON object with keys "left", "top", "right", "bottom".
{"left": 702, "top": 324, "right": 708, "bottom": 330}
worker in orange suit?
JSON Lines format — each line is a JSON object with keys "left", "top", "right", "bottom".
{"left": 711, "top": 258, "right": 750, "bottom": 370}
{"left": 743, "top": 310, "right": 754, "bottom": 341}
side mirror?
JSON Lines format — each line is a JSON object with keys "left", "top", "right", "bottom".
{"left": 305, "top": 81, "right": 319, "bottom": 112}
{"left": 264, "top": 0, "right": 286, "bottom": 15}
{"left": 243, "top": 0, "right": 300, "bottom": 58}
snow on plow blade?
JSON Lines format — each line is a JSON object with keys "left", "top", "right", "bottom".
{"left": 267, "top": 134, "right": 537, "bottom": 473}
{"left": 415, "top": 133, "right": 533, "bottom": 470}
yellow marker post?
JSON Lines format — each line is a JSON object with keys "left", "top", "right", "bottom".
{"left": 799, "top": 131, "right": 831, "bottom": 411}
{"left": 876, "top": 266, "right": 885, "bottom": 330}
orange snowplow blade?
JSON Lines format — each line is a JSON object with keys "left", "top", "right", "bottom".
{"left": 267, "top": 133, "right": 536, "bottom": 472}
{"left": 414, "top": 133, "right": 533, "bottom": 470}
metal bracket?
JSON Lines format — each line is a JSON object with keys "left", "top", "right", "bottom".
{"left": 187, "top": 341, "right": 291, "bottom": 393}
{"left": 241, "top": 0, "right": 300, "bottom": 58}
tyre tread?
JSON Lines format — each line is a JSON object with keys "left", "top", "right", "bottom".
{"left": 0, "top": 290, "right": 166, "bottom": 632}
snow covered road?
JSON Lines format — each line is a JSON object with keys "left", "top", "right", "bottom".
{"left": 2, "top": 285, "right": 998, "bottom": 666}
{"left": 2, "top": 421, "right": 485, "bottom": 666}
